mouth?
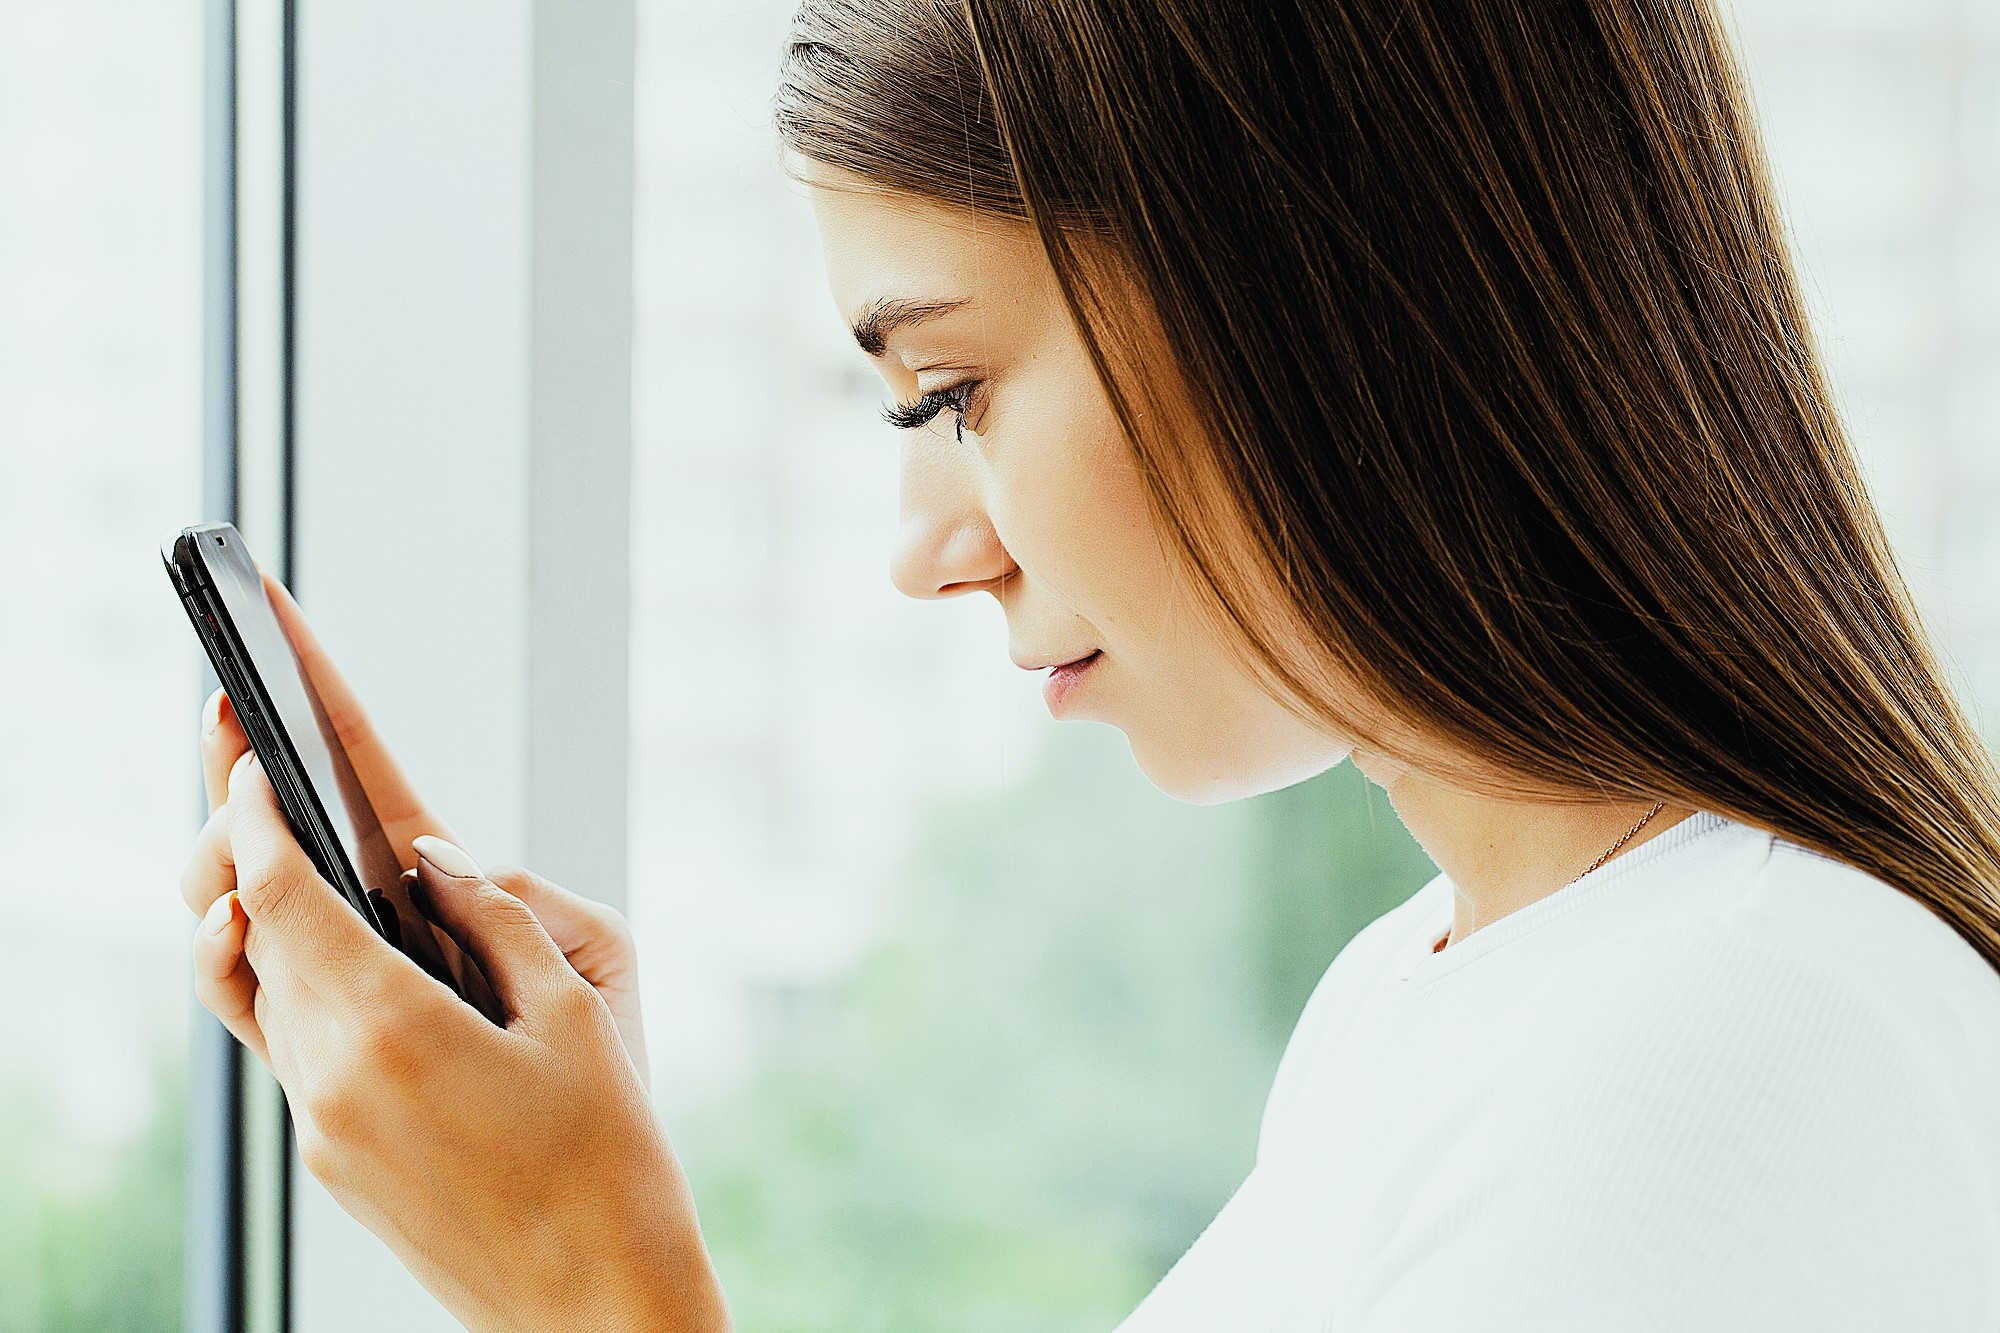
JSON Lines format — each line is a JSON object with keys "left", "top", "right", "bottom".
{"left": 1041, "top": 650, "right": 1103, "bottom": 716}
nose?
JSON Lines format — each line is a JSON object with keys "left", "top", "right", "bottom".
{"left": 888, "top": 437, "right": 1014, "bottom": 600}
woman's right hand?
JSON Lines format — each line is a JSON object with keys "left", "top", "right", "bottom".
{"left": 179, "top": 570, "right": 653, "bottom": 1089}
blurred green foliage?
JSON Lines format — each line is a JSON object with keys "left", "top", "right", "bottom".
{"left": 0, "top": 1056, "right": 185, "bottom": 1332}
{"left": 683, "top": 726, "right": 1433, "bottom": 1333}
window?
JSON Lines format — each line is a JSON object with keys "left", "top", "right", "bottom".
{"left": 0, "top": 3, "right": 203, "bottom": 1328}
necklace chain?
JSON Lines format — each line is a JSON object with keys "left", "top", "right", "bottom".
{"left": 1566, "top": 800, "right": 1669, "bottom": 886}
{"left": 1432, "top": 800, "right": 1670, "bottom": 954}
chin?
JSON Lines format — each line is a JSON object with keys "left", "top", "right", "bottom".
{"left": 1125, "top": 728, "right": 1353, "bottom": 806}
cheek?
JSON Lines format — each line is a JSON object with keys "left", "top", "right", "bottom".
{"left": 985, "top": 385, "right": 1172, "bottom": 630}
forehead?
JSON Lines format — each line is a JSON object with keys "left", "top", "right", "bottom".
{"left": 801, "top": 162, "right": 1054, "bottom": 324}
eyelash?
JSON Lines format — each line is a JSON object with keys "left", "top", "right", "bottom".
{"left": 883, "top": 380, "right": 980, "bottom": 441}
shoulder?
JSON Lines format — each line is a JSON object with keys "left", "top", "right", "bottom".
{"left": 1504, "top": 852, "right": 2000, "bottom": 1287}
{"left": 1288, "top": 872, "right": 1447, "bottom": 1039}
{"left": 1257, "top": 874, "right": 1447, "bottom": 1150}
{"left": 1526, "top": 907, "right": 1994, "bottom": 1132}
{"left": 1543, "top": 832, "right": 2000, "bottom": 1080}
{"left": 1352, "top": 855, "right": 2000, "bottom": 1331}
{"left": 1752, "top": 836, "right": 2000, "bottom": 1024}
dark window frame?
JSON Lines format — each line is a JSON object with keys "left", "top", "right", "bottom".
{"left": 189, "top": 2, "right": 295, "bottom": 1330}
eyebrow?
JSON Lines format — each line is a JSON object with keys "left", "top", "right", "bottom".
{"left": 849, "top": 297, "right": 972, "bottom": 357}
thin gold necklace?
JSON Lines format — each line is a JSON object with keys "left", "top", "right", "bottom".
{"left": 1432, "top": 801, "right": 1669, "bottom": 954}
{"left": 1567, "top": 800, "right": 1670, "bottom": 883}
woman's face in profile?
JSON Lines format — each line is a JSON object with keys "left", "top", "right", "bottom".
{"left": 804, "top": 161, "right": 1354, "bottom": 804}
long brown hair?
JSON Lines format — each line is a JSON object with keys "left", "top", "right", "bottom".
{"left": 775, "top": 0, "right": 2000, "bottom": 973}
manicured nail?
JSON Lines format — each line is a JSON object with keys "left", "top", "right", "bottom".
{"left": 202, "top": 890, "right": 239, "bottom": 936}
{"left": 204, "top": 689, "right": 227, "bottom": 736}
{"left": 413, "top": 835, "right": 482, "bottom": 879}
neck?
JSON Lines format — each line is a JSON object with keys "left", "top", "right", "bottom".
{"left": 1353, "top": 749, "right": 1698, "bottom": 948}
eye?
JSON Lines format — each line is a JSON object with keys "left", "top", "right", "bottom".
{"left": 882, "top": 380, "right": 980, "bottom": 442}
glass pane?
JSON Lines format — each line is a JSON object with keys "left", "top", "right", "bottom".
{"left": 630, "top": 3, "right": 1996, "bottom": 1330}
{"left": 0, "top": 2, "right": 203, "bottom": 1328}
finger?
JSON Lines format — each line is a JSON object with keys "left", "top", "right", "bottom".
{"left": 180, "top": 798, "right": 239, "bottom": 918}
{"left": 227, "top": 752, "right": 407, "bottom": 999}
{"left": 401, "top": 869, "right": 507, "bottom": 1025}
{"left": 486, "top": 864, "right": 648, "bottom": 1085}
{"left": 485, "top": 864, "right": 635, "bottom": 987}
{"left": 200, "top": 687, "right": 250, "bottom": 815}
{"left": 192, "top": 890, "right": 269, "bottom": 1064}
{"left": 248, "top": 960, "right": 320, "bottom": 1102}
{"left": 412, "top": 836, "right": 581, "bottom": 1030}
{"left": 259, "top": 570, "right": 461, "bottom": 850}
{"left": 366, "top": 877, "right": 473, "bottom": 1002}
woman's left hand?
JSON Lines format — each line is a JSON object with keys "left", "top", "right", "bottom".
{"left": 180, "top": 744, "right": 728, "bottom": 1331}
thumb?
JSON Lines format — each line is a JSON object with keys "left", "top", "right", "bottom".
{"left": 412, "top": 835, "right": 577, "bottom": 1031}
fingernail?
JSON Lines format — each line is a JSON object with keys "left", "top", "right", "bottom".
{"left": 413, "top": 835, "right": 481, "bottom": 879}
{"left": 202, "top": 890, "right": 239, "bottom": 936}
{"left": 204, "top": 689, "right": 227, "bottom": 736}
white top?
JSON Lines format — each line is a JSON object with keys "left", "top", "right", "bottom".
{"left": 1114, "top": 810, "right": 2000, "bottom": 1331}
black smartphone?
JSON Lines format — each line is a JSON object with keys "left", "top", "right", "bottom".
{"left": 164, "top": 521, "right": 505, "bottom": 1025}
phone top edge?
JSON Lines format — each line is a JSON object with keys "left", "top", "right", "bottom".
{"left": 163, "top": 532, "right": 198, "bottom": 595}
{"left": 173, "top": 524, "right": 247, "bottom": 600}
{"left": 164, "top": 519, "right": 233, "bottom": 552}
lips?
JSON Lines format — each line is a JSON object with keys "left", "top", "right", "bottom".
{"left": 1041, "top": 650, "right": 1102, "bottom": 716}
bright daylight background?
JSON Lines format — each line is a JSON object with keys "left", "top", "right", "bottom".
{"left": 1, "top": 1, "right": 1994, "bottom": 1329}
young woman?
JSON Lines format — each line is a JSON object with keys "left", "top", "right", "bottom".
{"left": 178, "top": 1, "right": 2000, "bottom": 1328}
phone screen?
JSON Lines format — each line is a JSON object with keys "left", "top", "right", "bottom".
{"left": 195, "top": 527, "right": 405, "bottom": 902}
{"left": 170, "top": 523, "right": 501, "bottom": 1021}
